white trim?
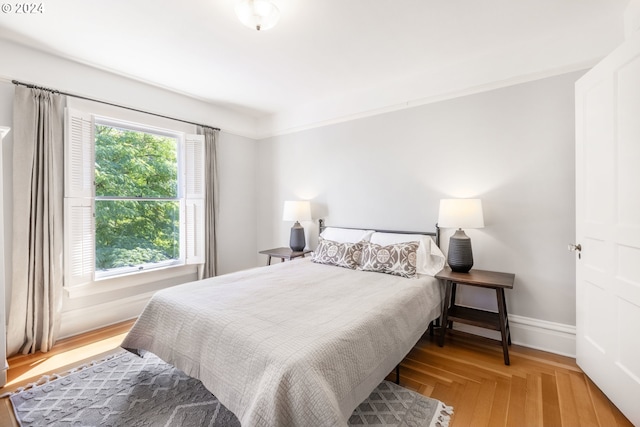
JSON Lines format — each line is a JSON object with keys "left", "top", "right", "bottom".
{"left": 0, "top": 126, "right": 9, "bottom": 138}
{"left": 256, "top": 61, "right": 596, "bottom": 139}
{"left": 452, "top": 313, "right": 576, "bottom": 357}
{"left": 65, "top": 264, "right": 197, "bottom": 298}
{"left": 59, "top": 291, "right": 155, "bottom": 339}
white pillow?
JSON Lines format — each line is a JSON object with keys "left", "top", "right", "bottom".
{"left": 320, "top": 227, "right": 375, "bottom": 243}
{"left": 369, "top": 232, "right": 445, "bottom": 276}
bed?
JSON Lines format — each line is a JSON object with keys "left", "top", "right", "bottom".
{"left": 121, "top": 224, "right": 446, "bottom": 426}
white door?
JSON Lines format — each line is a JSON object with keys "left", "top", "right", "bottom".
{"left": 575, "top": 29, "right": 640, "bottom": 426}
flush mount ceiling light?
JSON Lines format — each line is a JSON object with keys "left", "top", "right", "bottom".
{"left": 235, "top": 0, "right": 280, "bottom": 31}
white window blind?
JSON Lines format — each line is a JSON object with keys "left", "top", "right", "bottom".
{"left": 64, "top": 198, "right": 94, "bottom": 287}
{"left": 184, "top": 134, "right": 205, "bottom": 265}
{"left": 64, "top": 109, "right": 94, "bottom": 199}
{"left": 64, "top": 108, "right": 95, "bottom": 287}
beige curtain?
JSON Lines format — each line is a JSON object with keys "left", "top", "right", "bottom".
{"left": 198, "top": 126, "right": 219, "bottom": 279}
{"left": 7, "top": 86, "right": 65, "bottom": 356}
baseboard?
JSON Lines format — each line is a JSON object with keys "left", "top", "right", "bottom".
{"left": 59, "top": 291, "right": 155, "bottom": 340}
{"left": 452, "top": 314, "right": 576, "bottom": 358}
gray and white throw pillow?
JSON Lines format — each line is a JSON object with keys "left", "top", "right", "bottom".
{"left": 311, "top": 238, "right": 363, "bottom": 269}
{"left": 359, "top": 241, "right": 419, "bottom": 278}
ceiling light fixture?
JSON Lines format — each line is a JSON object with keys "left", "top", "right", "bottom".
{"left": 235, "top": 0, "right": 280, "bottom": 31}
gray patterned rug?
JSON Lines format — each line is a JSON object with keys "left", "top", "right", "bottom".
{"left": 8, "top": 351, "right": 453, "bottom": 427}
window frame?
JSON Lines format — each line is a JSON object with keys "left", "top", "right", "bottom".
{"left": 92, "top": 117, "right": 185, "bottom": 279}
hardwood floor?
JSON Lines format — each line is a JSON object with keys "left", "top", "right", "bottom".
{"left": 0, "top": 322, "right": 632, "bottom": 427}
{"left": 390, "top": 330, "right": 632, "bottom": 427}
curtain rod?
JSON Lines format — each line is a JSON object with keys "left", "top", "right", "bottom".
{"left": 11, "top": 79, "right": 221, "bottom": 131}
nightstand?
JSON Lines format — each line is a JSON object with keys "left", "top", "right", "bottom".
{"left": 435, "top": 268, "right": 515, "bottom": 365}
{"left": 259, "top": 247, "right": 312, "bottom": 266}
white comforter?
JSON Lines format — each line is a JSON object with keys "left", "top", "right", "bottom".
{"left": 121, "top": 258, "right": 443, "bottom": 427}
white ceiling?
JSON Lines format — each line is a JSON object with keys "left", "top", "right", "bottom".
{"left": 0, "top": 0, "right": 630, "bottom": 136}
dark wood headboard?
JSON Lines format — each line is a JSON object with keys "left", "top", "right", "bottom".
{"left": 318, "top": 218, "right": 440, "bottom": 247}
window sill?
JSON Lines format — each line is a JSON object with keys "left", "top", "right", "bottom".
{"left": 64, "top": 263, "right": 199, "bottom": 299}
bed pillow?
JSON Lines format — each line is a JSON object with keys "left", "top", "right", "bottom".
{"left": 311, "top": 238, "right": 363, "bottom": 269}
{"left": 359, "top": 241, "right": 420, "bottom": 278}
{"left": 319, "top": 227, "right": 375, "bottom": 243}
{"left": 369, "top": 232, "right": 446, "bottom": 276}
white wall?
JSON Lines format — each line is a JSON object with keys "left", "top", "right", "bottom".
{"left": 257, "top": 71, "right": 582, "bottom": 355}
{"left": 0, "top": 42, "right": 259, "bottom": 338}
{"left": 217, "top": 132, "right": 258, "bottom": 275}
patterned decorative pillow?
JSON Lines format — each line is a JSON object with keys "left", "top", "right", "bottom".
{"left": 311, "top": 238, "right": 363, "bottom": 269}
{"left": 359, "top": 241, "right": 420, "bottom": 278}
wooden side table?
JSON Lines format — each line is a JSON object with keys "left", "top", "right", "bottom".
{"left": 259, "top": 247, "right": 312, "bottom": 266}
{"left": 435, "top": 268, "right": 515, "bottom": 365}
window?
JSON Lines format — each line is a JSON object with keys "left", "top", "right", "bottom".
{"left": 94, "top": 120, "right": 182, "bottom": 277}
{"left": 64, "top": 109, "right": 205, "bottom": 287}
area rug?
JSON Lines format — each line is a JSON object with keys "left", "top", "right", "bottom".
{"left": 8, "top": 350, "right": 453, "bottom": 427}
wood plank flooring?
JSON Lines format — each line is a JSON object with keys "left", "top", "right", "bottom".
{"left": 388, "top": 330, "right": 632, "bottom": 427}
{"left": 0, "top": 322, "right": 632, "bottom": 426}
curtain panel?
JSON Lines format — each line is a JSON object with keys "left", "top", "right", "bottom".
{"left": 7, "top": 86, "right": 66, "bottom": 356}
{"left": 197, "top": 126, "right": 219, "bottom": 279}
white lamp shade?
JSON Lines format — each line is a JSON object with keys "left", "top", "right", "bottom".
{"left": 235, "top": 0, "right": 280, "bottom": 31}
{"left": 438, "top": 199, "right": 484, "bottom": 229}
{"left": 282, "top": 201, "right": 311, "bottom": 222}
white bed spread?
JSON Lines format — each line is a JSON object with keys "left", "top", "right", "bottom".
{"left": 121, "top": 258, "right": 443, "bottom": 427}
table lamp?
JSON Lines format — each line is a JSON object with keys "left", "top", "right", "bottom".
{"left": 282, "top": 200, "right": 311, "bottom": 251}
{"left": 438, "top": 199, "right": 484, "bottom": 273}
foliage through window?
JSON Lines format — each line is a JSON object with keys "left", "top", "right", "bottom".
{"left": 94, "top": 124, "right": 180, "bottom": 273}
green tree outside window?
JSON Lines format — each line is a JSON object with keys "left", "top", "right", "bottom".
{"left": 94, "top": 125, "right": 180, "bottom": 271}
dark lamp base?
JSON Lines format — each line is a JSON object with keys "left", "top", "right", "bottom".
{"left": 448, "top": 229, "right": 474, "bottom": 273}
{"left": 289, "top": 221, "right": 306, "bottom": 252}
